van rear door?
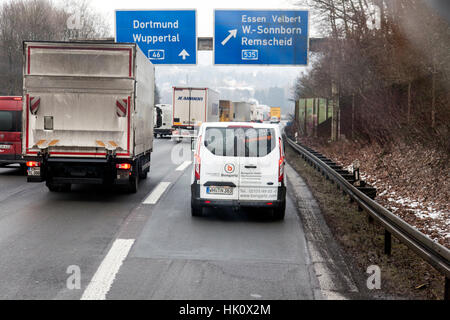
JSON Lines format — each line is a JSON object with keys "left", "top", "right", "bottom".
{"left": 199, "top": 126, "right": 240, "bottom": 201}
{"left": 238, "top": 127, "right": 279, "bottom": 201}
{"left": 0, "top": 109, "right": 21, "bottom": 160}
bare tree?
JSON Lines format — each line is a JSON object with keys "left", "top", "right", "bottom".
{"left": 0, "top": 0, "right": 111, "bottom": 95}
{"left": 293, "top": 0, "right": 450, "bottom": 149}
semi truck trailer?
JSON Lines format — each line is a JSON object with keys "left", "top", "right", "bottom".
{"left": 22, "top": 41, "right": 155, "bottom": 193}
{"left": 172, "top": 87, "right": 219, "bottom": 141}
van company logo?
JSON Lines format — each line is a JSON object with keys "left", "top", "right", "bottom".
{"left": 224, "top": 163, "right": 235, "bottom": 174}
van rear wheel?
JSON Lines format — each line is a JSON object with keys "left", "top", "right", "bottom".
{"left": 191, "top": 202, "right": 203, "bottom": 217}
{"left": 272, "top": 205, "right": 285, "bottom": 220}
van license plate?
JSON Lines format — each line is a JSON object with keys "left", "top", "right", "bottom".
{"left": 207, "top": 186, "right": 233, "bottom": 195}
{"left": 0, "top": 145, "right": 11, "bottom": 149}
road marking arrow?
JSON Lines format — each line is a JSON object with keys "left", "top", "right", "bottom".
{"left": 221, "top": 29, "right": 237, "bottom": 46}
{"left": 178, "top": 49, "right": 190, "bottom": 60}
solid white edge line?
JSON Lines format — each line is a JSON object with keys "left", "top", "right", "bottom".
{"left": 176, "top": 161, "right": 192, "bottom": 171}
{"left": 81, "top": 238, "right": 135, "bottom": 300}
{"left": 142, "top": 181, "right": 171, "bottom": 204}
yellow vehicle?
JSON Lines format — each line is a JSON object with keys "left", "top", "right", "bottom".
{"left": 270, "top": 107, "right": 281, "bottom": 122}
{"left": 219, "top": 100, "right": 234, "bottom": 122}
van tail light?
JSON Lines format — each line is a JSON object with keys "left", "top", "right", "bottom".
{"left": 278, "top": 137, "right": 285, "bottom": 183}
{"left": 194, "top": 135, "right": 202, "bottom": 181}
{"left": 116, "top": 163, "right": 131, "bottom": 170}
{"left": 26, "top": 161, "right": 40, "bottom": 167}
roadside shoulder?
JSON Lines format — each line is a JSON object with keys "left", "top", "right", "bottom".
{"left": 285, "top": 163, "right": 363, "bottom": 300}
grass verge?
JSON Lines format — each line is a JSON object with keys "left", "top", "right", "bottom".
{"left": 286, "top": 143, "right": 445, "bottom": 300}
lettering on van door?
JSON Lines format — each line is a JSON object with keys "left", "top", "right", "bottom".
{"left": 239, "top": 187, "right": 277, "bottom": 200}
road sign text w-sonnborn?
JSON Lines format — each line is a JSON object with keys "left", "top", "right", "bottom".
{"left": 214, "top": 10, "right": 309, "bottom": 65}
{"left": 116, "top": 10, "right": 196, "bottom": 65}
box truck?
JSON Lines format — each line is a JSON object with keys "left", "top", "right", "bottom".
{"left": 233, "top": 102, "right": 251, "bottom": 122}
{"left": 219, "top": 100, "right": 233, "bottom": 122}
{"left": 23, "top": 41, "right": 154, "bottom": 193}
{"left": 270, "top": 107, "right": 281, "bottom": 123}
{"left": 172, "top": 87, "right": 219, "bottom": 141}
{"left": 154, "top": 104, "right": 173, "bottom": 138}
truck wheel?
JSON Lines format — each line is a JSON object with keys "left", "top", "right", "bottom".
{"left": 129, "top": 174, "right": 138, "bottom": 193}
{"left": 191, "top": 202, "right": 203, "bottom": 217}
{"left": 139, "top": 169, "right": 148, "bottom": 179}
{"left": 272, "top": 204, "right": 286, "bottom": 221}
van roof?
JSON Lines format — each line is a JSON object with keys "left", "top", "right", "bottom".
{"left": 0, "top": 96, "right": 22, "bottom": 111}
{"left": 201, "top": 122, "right": 280, "bottom": 129}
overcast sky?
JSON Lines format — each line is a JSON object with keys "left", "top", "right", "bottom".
{"left": 4, "top": 0, "right": 317, "bottom": 113}
{"left": 86, "top": 0, "right": 314, "bottom": 111}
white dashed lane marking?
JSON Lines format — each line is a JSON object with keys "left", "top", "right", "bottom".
{"left": 81, "top": 239, "right": 135, "bottom": 300}
{"left": 176, "top": 161, "right": 192, "bottom": 171}
{"left": 142, "top": 182, "right": 171, "bottom": 205}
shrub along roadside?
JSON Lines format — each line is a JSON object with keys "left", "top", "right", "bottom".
{"left": 286, "top": 144, "right": 445, "bottom": 300}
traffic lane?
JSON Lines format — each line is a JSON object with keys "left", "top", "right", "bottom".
{"left": 107, "top": 168, "right": 316, "bottom": 300}
{"left": 0, "top": 165, "right": 29, "bottom": 203}
{"left": 0, "top": 138, "right": 184, "bottom": 299}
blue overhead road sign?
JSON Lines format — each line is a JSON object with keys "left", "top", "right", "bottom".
{"left": 116, "top": 10, "right": 196, "bottom": 65}
{"left": 214, "top": 10, "right": 309, "bottom": 65}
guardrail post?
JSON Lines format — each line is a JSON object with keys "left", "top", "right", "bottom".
{"left": 384, "top": 230, "right": 392, "bottom": 255}
{"left": 445, "top": 277, "right": 449, "bottom": 301}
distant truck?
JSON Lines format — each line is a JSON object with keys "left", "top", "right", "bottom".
{"left": 219, "top": 100, "right": 233, "bottom": 122}
{"left": 233, "top": 102, "right": 251, "bottom": 122}
{"left": 154, "top": 104, "right": 173, "bottom": 138}
{"left": 270, "top": 107, "right": 281, "bottom": 123}
{"left": 172, "top": 87, "right": 219, "bottom": 141}
{"left": 253, "top": 105, "right": 268, "bottom": 123}
{"left": 0, "top": 96, "right": 25, "bottom": 169}
{"left": 23, "top": 41, "right": 155, "bottom": 193}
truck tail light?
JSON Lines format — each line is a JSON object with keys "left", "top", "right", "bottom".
{"left": 116, "top": 163, "right": 131, "bottom": 170}
{"left": 194, "top": 135, "right": 202, "bottom": 181}
{"left": 26, "top": 161, "right": 40, "bottom": 167}
{"left": 278, "top": 137, "right": 284, "bottom": 183}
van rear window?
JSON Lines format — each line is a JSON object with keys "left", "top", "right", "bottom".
{"left": 204, "top": 127, "right": 276, "bottom": 157}
{"left": 0, "top": 111, "right": 21, "bottom": 132}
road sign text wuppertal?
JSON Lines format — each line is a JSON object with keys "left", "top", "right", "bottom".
{"left": 116, "top": 10, "right": 196, "bottom": 65}
{"left": 215, "top": 10, "right": 309, "bottom": 65}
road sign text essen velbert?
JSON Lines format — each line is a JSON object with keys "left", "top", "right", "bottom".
{"left": 116, "top": 10, "right": 196, "bottom": 65}
{"left": 215, "top": 10, "right": 309, "bottom": 65}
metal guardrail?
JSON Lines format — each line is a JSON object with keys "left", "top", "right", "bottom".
{"left": 285, "top": 136, "right": 450, "bottom": 300}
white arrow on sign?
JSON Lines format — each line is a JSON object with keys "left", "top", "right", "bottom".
{"left": 221, "top": 29, "right": 237, "bottom": 46}
{"left": 179, "top": 49, "right": 190, "bottom": 60}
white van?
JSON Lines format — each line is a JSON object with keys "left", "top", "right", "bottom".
{"left": 191, "top": 122, "right": 286, "bottom": 219}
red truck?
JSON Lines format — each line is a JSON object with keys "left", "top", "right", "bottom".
{"left": 0, "top": 96, "right": 25, "bottom": 169}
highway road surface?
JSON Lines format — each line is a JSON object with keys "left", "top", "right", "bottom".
{"left": 0, "top": 138, "right": 356, "bottom": 300}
